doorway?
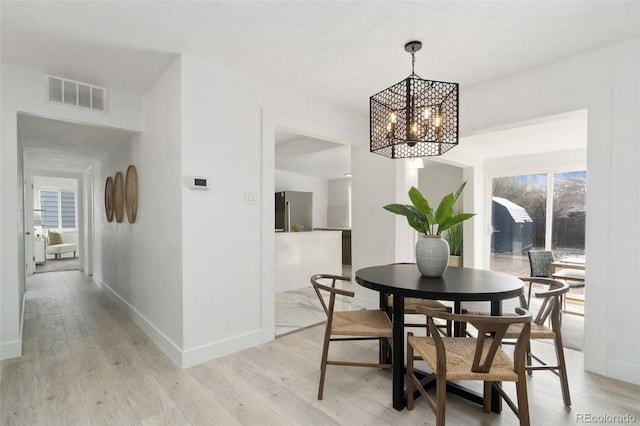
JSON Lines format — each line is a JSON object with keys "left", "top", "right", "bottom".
{"left": 272, "top": 129, "right": 355, "bottom": 337}
{"left": 32, "top": 176, "right": 82, "bottom": 274}
{"left": 19, "top": 113, "right": 137, "bottom": 279}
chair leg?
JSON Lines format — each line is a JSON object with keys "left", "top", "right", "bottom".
{"left": 407, "top": 338, "right": 414, "bottom": 410}
{"left": 317, "top": 329, "right": 332, "bottom": 400}
{"left": 483, "top": 381, "right": 492, "bottom": 412}
{"left": 516, "top": 377, "right": 530, "bottom": 426}
{"left": 526, "top": 342, "right": 533, "bottom": 377}
{"left": 553, "top": 333, "right": 572, "bottom": 406}
{"left": 317, "top": 347, "right": 328, "bottom": 399}
{"left": 436, "top": 370, "right": 446, "bottom": 426}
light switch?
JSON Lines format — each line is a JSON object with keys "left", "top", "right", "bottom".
{"left": 245, "top": 190, "right": 260, "bottom": 205}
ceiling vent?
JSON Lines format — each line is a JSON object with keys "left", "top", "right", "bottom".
{"left": 47, "top": 76, "right": 106, "bottom": 112}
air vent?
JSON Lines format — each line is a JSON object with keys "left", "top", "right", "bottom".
{"left": 47, "top": 76, "right": 106, "bottom": 112}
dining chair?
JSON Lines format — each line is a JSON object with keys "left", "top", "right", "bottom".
{"left": 465, "top": 278, "right": 572, "bottom": 407}
{"left": 387, "top": 263, "right": 452, "bottom": 336}
{"left": 407, "top": 306, "right": 532, "bottom": 426}
{"left": 310, "top": 274, "right": 393, "bottom": 400}
{"left": 515, "top": 277, "right": 572, "bottom": 407}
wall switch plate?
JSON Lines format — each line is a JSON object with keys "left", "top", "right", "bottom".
{"left": 245, "top": 190, "right": 259, "bottom": 205}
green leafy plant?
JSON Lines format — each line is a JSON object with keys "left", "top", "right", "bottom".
{"left": 383, "top": 181, "right": 475, "bottom": 236}
{"left": 443, "top": 222, "right": 463, "bottom": 255}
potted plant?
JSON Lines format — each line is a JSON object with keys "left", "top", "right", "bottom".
{"left": 383, "top": 181, "right": 475, "bottom": 276}
{"left": 443, "top": 221, "right": 464, "bottom": 267}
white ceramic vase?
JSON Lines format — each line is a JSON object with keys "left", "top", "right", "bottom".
{"left": 416, "top": 235, "right": 450, "bottom": 277}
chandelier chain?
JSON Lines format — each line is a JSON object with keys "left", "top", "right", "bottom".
{"left": 411, "top": 51, "right": 416, "bottom": 76}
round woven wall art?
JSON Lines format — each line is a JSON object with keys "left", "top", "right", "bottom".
{"left": 125, "top": 165, "right": 138, "bottom": 223}
{"left": 104, "top": 176, "right": 114, "bottom": 222}
{"left": 114, "top": 171, "right": 125, "bottom": 223}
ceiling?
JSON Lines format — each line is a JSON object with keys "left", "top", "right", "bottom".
{"left": 2, "top": 1, "right": 638, "bottom": 175}
{"left": 275, "top": 130, "right": 351, "bottom": 180}
{"left": 19, "top": 114, "right": 136, "bottom": 173}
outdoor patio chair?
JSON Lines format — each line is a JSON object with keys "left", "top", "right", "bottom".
{"left": 527, "top": 250, "right": 584, "bottom": 315}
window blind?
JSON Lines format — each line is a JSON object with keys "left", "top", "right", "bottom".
{"left": 40, "top": 190, "right": 59, "bottom": 229}
{"left": 39, "top": 189, "right": 77, "bottom": 230}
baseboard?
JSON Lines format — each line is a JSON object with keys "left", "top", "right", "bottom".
{"left": 181, "top": 328, "right": 273, "bottom": 368}
{"left": 607, "top": 358, "right": 640, "bottom": 386}
{"left": 92, "top": 275, "right": 183, "bottom": 368}
{"left": 0, "top": 293, "right": 25, "bottom": 360}
{"left": 91, "top": 276, "right": 275, "bottom": 369}
{"left": 0, "top": 339, "right": 22, "bottom": 360}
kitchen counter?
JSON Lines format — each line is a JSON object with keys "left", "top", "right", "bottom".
{"left": 275, "top": 230, "right": 342, "bottom": 293}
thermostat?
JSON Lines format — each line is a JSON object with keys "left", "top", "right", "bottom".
{"left": 190, "top": 177, "right": 209, "bottom": 190}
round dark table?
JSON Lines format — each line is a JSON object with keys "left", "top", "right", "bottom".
{"left": 355, "top": 264, "right": 524, "bottom": 411}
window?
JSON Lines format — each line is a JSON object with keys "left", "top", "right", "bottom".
{"left": 39, "top": 189, "right": 77, "bottom": 230}
{"left": 490, "top": 170, "right": 586, "bottom": 275}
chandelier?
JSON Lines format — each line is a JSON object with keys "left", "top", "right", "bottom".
{"left": 370, "top": 41, "right": 459, "bottom": 158}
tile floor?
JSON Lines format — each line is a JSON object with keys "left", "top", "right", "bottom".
{"left": 275, "top": 266, "right": 359, "bottom": 337}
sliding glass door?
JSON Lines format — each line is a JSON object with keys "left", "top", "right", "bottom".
{"left": 490, "top": 170, "right": 586, "bottom": 276}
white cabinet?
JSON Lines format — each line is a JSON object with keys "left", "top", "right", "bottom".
{"left": 275, "top": 231, "right": 342, "bottom": 293}
{"left": 34, "top": 237, "right": 45, "bottom": 264}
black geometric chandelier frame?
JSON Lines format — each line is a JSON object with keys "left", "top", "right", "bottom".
{"left": 370, "top": 41, "right": 459, "bottom": 159}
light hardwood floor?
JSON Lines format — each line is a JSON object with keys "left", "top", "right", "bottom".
{"left": 2, "top": 270, "right": 639, "bottom": 425}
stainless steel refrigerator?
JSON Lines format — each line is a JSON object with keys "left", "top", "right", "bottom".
{"left": 275, "top": 191, "right": 313, "bottom": 232}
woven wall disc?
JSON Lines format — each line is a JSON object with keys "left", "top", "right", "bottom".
{"left": 105, "top": 176, "right": 114, "bottom": 222}
{"left": 114, "top": 171, "right": 125, "bottom": 223}
{"left": 125, "top": 165, "right": 138, "bottom": 223}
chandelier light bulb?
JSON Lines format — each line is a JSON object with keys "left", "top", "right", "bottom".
{"left": 434, "top": 115, "right": 442, "bottom": 127}
{"left": 423, "top": 108, "right": 431, "bottom": 119}
{"left": 390, "top": 112, "right": 397, "bottom": 123}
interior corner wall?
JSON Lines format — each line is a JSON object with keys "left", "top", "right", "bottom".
{"left": 275, "top": 169, "right": 328, "bottom": 228}
{"left": 93, "top": 59, "right": 184, "bottom": 365}
{"left": 418, "top": 163, "right": 464, "bottom": 209}
{"left": 461, "top": 38, "right": 640, "bottom": 384}
{"left": 327, "top": 178, "right": 351, "bottom": 228}
{"left": 0, "top": 62, "right": 142, "bottom": 360}
{"left": 351, "top": 146, "right": 399, "bottom": 308}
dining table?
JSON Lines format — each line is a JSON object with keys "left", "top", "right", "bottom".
{"left": 355, "top": 263, "right": 524, "bottom": 411}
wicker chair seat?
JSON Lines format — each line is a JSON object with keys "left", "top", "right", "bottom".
{"left": 408, "top": 335, "right": 519, "bottom": 381}
{"left": 332, "top": 310, "right": 393, "bottom": 337}
{"left": 387, "top": 295, "right": 449, "bottom": 313}
{"left": 505, "top": 322, "right": 555, "bottom": 340}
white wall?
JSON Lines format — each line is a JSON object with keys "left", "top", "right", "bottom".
{"left": 179, "top": 53, "right": 369, "bottom": 366}
{"left": 93, "top": 58, "right": 184, "bottom": 364}
{"left": 327, "top": 178, "right": 350, "bottom": 228}
{"left": 461, "top": 38, "right": 640, "bottom": 384}
{"left": 275, "top": 169, "right": 328, "bottom": 228}
{"left": 418, "top": 163, "right": 464, "bottom": 211}
{"left": 351, "top": 147, "right": 406, "bottom": 307}
{"left": 1, "top": 63, "right": 142, "bottom": 360}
